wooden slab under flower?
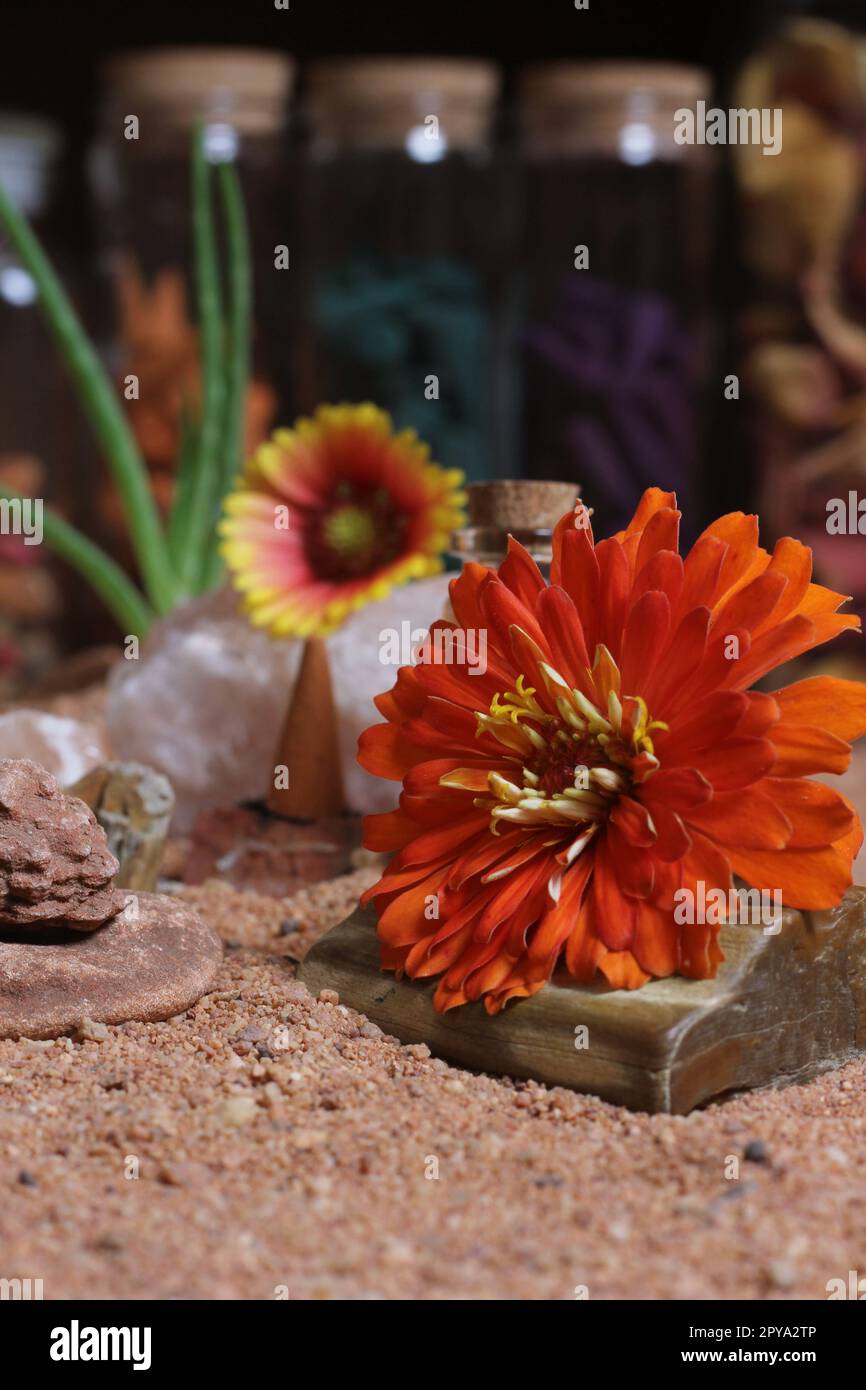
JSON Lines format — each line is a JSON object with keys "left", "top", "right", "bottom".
{"left": 298, "top": 889, "right": 866, "bottom": 1113}
{"left": 302, "top": 485, "right": 866, "bottom": 1110}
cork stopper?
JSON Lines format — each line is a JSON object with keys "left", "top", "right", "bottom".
{"left": 102, "top": 48, "right": 295, "bottom": 134}
{"left": 450, "top": 480, "right": 581, "bottom": 568}
{"left": 305, "top": 58, "right": 499, "bottom": 151}
{"left": 520, "top": 61, "right": 711, "bottom": 161}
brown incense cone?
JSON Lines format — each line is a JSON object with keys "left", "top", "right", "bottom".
{"left": 266, "top": 636, "right": 345, "bottom": 820}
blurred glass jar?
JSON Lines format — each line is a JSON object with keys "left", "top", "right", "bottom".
{"left": 296, "top": 58, "right": 512, "bottom": 481}
{"left": 0, "top": 116, "right": 72, "bottom": 681}
{"left": 518, "top": 63, "right": 713, "bottom": 533}
{"left": 0, "top": 117, "right": 66, "bottom": 465}
{"left": 89, "top": 47, "right": 295, "bottom": 523}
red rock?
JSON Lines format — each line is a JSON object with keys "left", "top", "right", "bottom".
{"left": 183, "top": 804, "right": 362, "bottom": 897}
{"left": 0, "top": 892, "right": 222, "bottom": 1039}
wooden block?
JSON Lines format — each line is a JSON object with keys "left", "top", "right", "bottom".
{"left": 298, "top": 890, "right": 866, "bottom": 1114}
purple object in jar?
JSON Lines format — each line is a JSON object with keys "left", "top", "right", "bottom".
{"left": 518, "top": 63, "right": 714, "bottom": 535}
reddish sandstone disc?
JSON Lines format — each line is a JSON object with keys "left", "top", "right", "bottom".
{"left": 0, "top": 892, "right": 222, "bottom": 1039}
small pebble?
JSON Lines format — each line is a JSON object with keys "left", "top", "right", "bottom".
{"left": 824, "top": 1145, "right": 849, "bottom": 1168}
{"left": 157, "top": 1161, "right": 211, "bottom": 1188}
{"left": 743, "top": 1140, "right": 770, "bottom": 1165}
{"left": 99, "top": 1074, "right": 126, "bottom": 1091}
{"left": 767, "top": 1259, "right": 797, "bottom": 1290}
{"left": 293, "top": 1129, "right": 327, "bottom": 1150}
{"left": 95, "top": 1232, "right": 125, "bottom": 1253}
{"left": 237, "top": 1024, "right": 268, "bottom": 1044}
{"left": 74, "top": 1017, "right": 109, "bottom": 1043}
{"left": 217, "top": 1096, "right": 259, "bottom": 1127}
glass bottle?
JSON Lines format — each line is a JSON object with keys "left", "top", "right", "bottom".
{"left": 89, "top": 47, "right": 295, "bottom": 530}
{"left": 518, "top": 63, "right": 714, "bottom": 536}
{"left": 0, "top": 116, "right": 72, "bottom": 685}
{"left": 296, "top": 58, "right": 512, "bottom": 482}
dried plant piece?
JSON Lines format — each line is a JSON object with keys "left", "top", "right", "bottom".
{"left": 735, "top": 102, "right": 862, "bottom": 281}
{"left": 770, "top": 17, "right": 866, "bottom": 123}
{"left": 744, "top": 341, "right": 841, "bottom": 430}
{"left": 0, "top": 759, "right": 124, "bottom": 930}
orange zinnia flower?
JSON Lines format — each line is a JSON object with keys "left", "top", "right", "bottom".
{"left": 358, "top": 488, "right": 866, "bottom": 1013}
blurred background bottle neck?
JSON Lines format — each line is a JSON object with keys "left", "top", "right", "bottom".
{"left": 303, "top": 57, "right": 498, "bottom": 157}
{"left": 519, "top": 61, "right": 712, "bottom": 165}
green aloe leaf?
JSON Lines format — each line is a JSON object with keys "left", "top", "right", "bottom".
{"left": 177, "top": 124, "right": 225, "bottom": 592}
{"left": 202, "top": 159, "right": 251, "bottom": 590}
{"left": 0, "top": 487, "right": 154, "bottom": 635}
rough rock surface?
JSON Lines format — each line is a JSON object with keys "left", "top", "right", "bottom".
{"left": 0, "top": 759, "right": 123, "bottom": 929}
{"left": 0, "top": 891, "right": 223, "bottom": 1039}
{"left": 184, "top": 805, "right": 363, "bottom": 896}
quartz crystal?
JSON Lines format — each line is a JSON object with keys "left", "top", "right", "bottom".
{"left": 0, "top": 710, "right": 107, "bottom": 786}
{"left": 105, "top": 579, "right": 452, "bottom": 829}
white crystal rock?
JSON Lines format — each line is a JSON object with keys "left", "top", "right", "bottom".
{"left": 105, "top": 586, "right": 300, "bottom": 832}
{"left": 105, "top": 578, "right": 453, "bottom": 830}
{"left": 0, "top": 710, "right": 108, "bottom": 786}
{"left": 329, "top": 573, "right": 452, "bottom": 816}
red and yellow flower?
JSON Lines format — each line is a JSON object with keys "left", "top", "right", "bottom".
{"left": 358, "top": 488, "right": 866, "bottom": 1013}
{"left": 219, "top": 403, "right": 466, "bottom": 637}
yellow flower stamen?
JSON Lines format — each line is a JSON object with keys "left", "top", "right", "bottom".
{"left": 464, "top": 646, "right": 663, "bottom": 850}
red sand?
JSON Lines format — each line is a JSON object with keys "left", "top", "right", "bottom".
{"left": 0, "top": 869, "right": 863, "bottom": 1301}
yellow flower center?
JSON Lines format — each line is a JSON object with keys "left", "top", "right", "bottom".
{"left": 465, "top": 647, "right": 667, "bottom": 854}
{"left": 323, "top": 504, "right": 377, "bottom": 559}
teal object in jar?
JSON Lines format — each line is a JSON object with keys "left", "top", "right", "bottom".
{"left": 295, "top": 59, "right": 515, "bottom": 483}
